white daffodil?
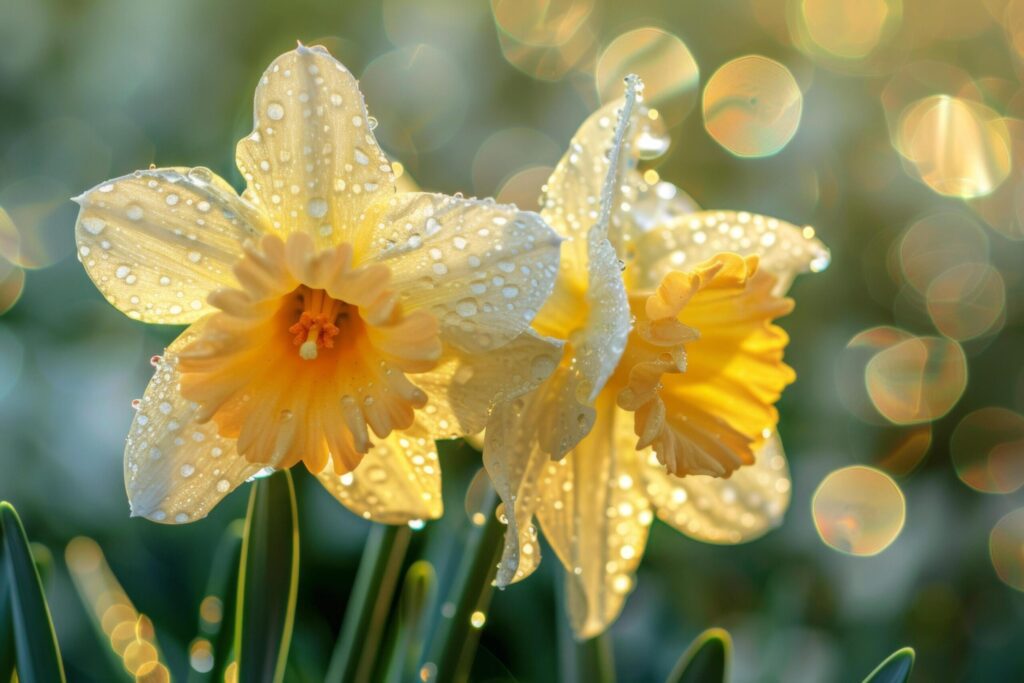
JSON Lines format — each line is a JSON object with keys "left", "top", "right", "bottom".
{"left": 74, "top": 45, "right": 563, "bottom": 525}
{"left": 483, "top": 78, "right": 830, "bottom": 637}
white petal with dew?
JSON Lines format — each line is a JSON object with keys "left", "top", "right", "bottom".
{"left": 75, "top": 167, "right": 264, "bottom": 324}
{"left": 125, "top": 321, "right": 264, "bottom": 523}
{"left": 235, "top": 44, "right": 396, "bottom": 250}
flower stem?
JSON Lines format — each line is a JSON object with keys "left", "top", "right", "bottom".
{"left": 325, "top": 523, "right": 412, "bottom": 683}
{"left": 421, "top": 485, "right": 502, "bottom": 683}
{"left": 556, "top": 569, "right": 616, "bottom": 683}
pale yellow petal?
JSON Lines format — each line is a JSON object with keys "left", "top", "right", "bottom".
{"left": 415, "top": 330, "right": 564, "bottom": 438}
{"left": 316, "top": 422, "right": 442, "bottom": 524}
{"left": 362, "top": 192, "right": 561, "bottom": 352}
{"left": 630, "top": 209, "right": 831, "bottom": 295}
{"left": 536, "top": 397, "right": 652, "bottom": 639}
{"left": 235, "top": 44, "right": 395, "bottom": 250}
{"left": 74, "top": 167, "right": 264, "bottom": 324}
{"left": 125, "top": 321, "right": 263, "bottom": 523}
{"left": 640, "top": 433, "right": 791, "bottom": 544}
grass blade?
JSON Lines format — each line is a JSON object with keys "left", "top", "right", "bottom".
{"left": 188, "top": 520, "right": 244, "bottom": 683}
{"left": 863, "top": 647, "right": 915, "bottom": 683}
{"left": 383, "top": 561, "right": 436, "bottom": 683}
{"left": 556, "top": 574, "right": 615, "bottom": 683}
{"left": 421, "top": 485, "right": 502, "bottom": 683}
{"left": 0, "top": 557, "right": 13, "bottom": 683}
{"left": 234, "top": 472, "right": 299, "bottom": 683}
{"left": 0, "top": 502, "right": 65, "bottom": 683}
{"left": 325, "top": 523, "right": 411, "bottom": 683}
{"left": 666, "top": 628, "right": 730, "bottom": 683}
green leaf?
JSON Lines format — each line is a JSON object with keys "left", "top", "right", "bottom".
{"left": 383, "top": 561, "right": 436, "bottom": 683}
{"left": 189, "top": 520, "right": 244, "bottom": 683}
{"left": 325, "top": 523, "right": 411, "bottom": 683}
{"left": 234, "top": 472, "right": 299, "bottom": 683}
{"left": 0, "top": 502, "right": 66, "bottom": 683}
{"left": 666, "top": 628, "right": 731, "bottom": 683}
{"left": 0, "top": 555, "right": 14, "bottom": 683}
{"left": 555, "top": 574, "right": 615, "bottom": 683}
{"left": 863, "top": 647, "right": 915, "bottom": 683}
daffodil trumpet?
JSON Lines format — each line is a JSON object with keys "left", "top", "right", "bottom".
{"left": 482, "top": 76, "right": 830, "bottom": 638}
{"left": 73, "top": 45, "right": 564, "bottom": 526}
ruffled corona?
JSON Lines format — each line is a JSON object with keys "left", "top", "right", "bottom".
{"left": 177, "top": 233, "right": 441, "bottom": 474}
{"left": 616, "top": 253, "right": 795, "bottom": 478}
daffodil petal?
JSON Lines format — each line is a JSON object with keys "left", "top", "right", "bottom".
{"left": 316, "top": 422, "right": 442, "bottom": 524}
{"left": 640, "top": 433, "right": 791, "bottom": 544}
{"left": 235, "top": 44, "right": 395, "bottom": 250}
{"left": 363, "top": 192, "right": 561, "bottom": 353}
{"left": 630, "top": 209, "right": 831, "bottom": 295}
{"left": 536, "top": 397, "right": 651, "bottom": 639}
{"left": 74, "top": 167, "right": 264, "bottom": 324}
{"left": 125, "top": 321, "right": 264, "bottom": 523}
{"left": 415, "top": 330, "right": 563, "bottom": 438}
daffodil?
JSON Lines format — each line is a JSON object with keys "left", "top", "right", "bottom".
{"left": 483, "top": 78, "right": 830, "bottom": 637}
{"left": 74, "top": 45, "right": 563, "bottom": 525}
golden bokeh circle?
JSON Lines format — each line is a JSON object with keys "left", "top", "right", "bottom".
{"left": 800, "top": 0, "right": 898, "bottom": 59}
{"left": 952, "top": 408, "right": 1024, "bottom": 494}
{"left": 703, "top": 56, "right": 803, "bottom": 158}
{"left": 813, "top": 466, "right": 906, "bottom": 556}
{"left": 990, "top": 508, "right": 1024, "bottom": 591}
{"left": 595, "top": 27, "right": 699, "bottom": 124}
{"left": 865, "top": 336, "right": 967, "bottom": 425}
{"left": 925, "top": 263, "right": 1005, "bottom": 341}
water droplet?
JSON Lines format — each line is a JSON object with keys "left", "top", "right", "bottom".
{"left": 267, "top": 102, "right": 285, "bottom": 121}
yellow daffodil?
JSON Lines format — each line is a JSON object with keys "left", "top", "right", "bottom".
{"left": 483, "top": 78, "right": 830, "bottom": 637}
{"left": 74, "top": 45, "right": 563, "bottom": 525}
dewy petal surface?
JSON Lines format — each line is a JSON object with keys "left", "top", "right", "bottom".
{"left": 74, "top": 167, "right": 264, "bottom": 324}
{"left": 486, "top": 81, "right": 641, "bottom": 588}
{"left": 125, "top": 321, "right": 264, "bottom": 523}
{"left": 363, "top": 192, "right": 561, "bottom": 353}
{"left": 416, "top": 330, "right": 563, "bottom": 438}
{"left": 629, "top": 209, "right": 831, "bottom": 295}
{"left": 640, "top": 433, "right": 791, "bottom": 544}
{"left": 235, "top": 44, "right": 395, "bottom": 250}
{"left": 536, "top": 394, "right": 652, "bottom": 640}
{"left": 317, "top": 421, "right": 442, "bottom": 524}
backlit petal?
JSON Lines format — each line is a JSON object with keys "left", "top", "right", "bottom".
{"left": 235, "top": 44, "right": 395, "bottom": 250}
{"left": 316, "top": 422, "right": 442, "bottom": 524}
{"left": 74, "top": 167, "right": 264, "bottom": 324}
{"left": 416, "top": 330, "right": 564, "bottom": 438}
{"left": 630, "top": 209, "right": 831, "bottom": 295}
{"left": 640, "top": 433, "right": 791, "bottom": 544}
{"left": 125, "top": 321, "right": 263, "bottom": 523}
{"left": 536, "top": 396, "right": 652, "bottom": 639}
{"left": 363, "top": 192, "right": 561, "bottom": 353}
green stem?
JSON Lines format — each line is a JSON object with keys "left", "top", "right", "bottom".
{"left": 556, "top": 570, "right": 615, "bottom": 683}
{"left": 422, "top": 486, "right": 502, "bottom": 683}
{"left": 325, "top": 523, "right": 411, "bottom": 683}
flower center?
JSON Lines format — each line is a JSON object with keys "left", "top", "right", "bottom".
{"left": 287, "top": 287, "right": 351, "bottom": 360}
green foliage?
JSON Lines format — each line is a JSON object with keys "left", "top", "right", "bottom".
{"left": 234, "top": 473, "right": 299, "bottom": 683}
{"left": 666, "top": 628, "right": 731, "bottom": 683}
{"left": 0, "top": 502, "right": 65, "bottom": 683}
{"left": 382, "top": 560, "right": 436, "bottom": 683}
{"left": 863, "top": 647, "right": 915, "bottom": 683}
{"left": 189, "top": 520, "right": 245, "bottom": 683}
{"left": 325, "top": 523, "right": 411, "bottom": 683}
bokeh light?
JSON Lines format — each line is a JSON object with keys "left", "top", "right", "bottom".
{"left": 0, "top": 252, "right": 25, "bottom": 315}
{"left": 471, "top": 127, "right": 560, "bottom": 197}
{"left": 0, "top": 178, "right": 74, "bottom": 269}
{"left": 361, "top": 45, "right": 468, "bottom": 158}
{"left": 595, "top": 27, "right": 699, "bottom": 124}
{"left": 898, "top": 211, "right": 989, "bottom": 296}
{"left": 495, "top": 165, "right": 552, "bottom": 211}
{"left": 812, "top": 466, "right": 906, "bottom": 556}
{"left": 990, "top": 508, "right": 1024, "bottom": 591}
{"left": 897, "top": 95, "right": 1012, "bottom": 198}
{"left": 925, "top": 263, "right": 1006, "bottom": 341}
{"left": 797, "top": 0, "right": 900, "bottom": 59}
{"left": 490, "top": 0, "right": 596, "bottom": 81}
{"left": 951, "top": 408, "right": 1024, "bottom": 494}
{"left": 703, "top": 55, "right": 802, "bottom": 158}
{"left": 865, "top": 335, "right": 967, "bottom": 425}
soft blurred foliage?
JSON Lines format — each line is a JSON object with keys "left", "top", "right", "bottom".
{"left": 1, "top": 0, "right": 1024, "bottom": 680}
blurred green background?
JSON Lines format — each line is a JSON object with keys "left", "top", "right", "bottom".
{"left": 2, "top": 0, "right": 1024, "bottom": 680}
